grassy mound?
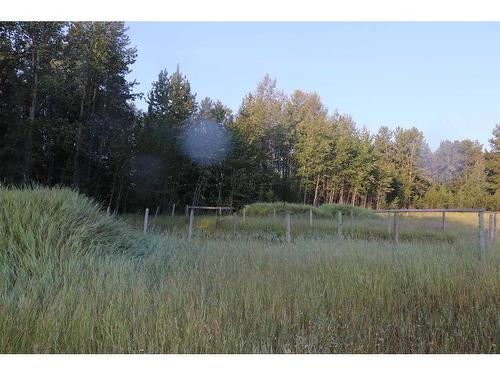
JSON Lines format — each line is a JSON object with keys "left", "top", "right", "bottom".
{"left": 242, "top": 201, "right": 377, "bottom": 219}
{"left": 0, "top": 186, "right": 142, "bottom": 272}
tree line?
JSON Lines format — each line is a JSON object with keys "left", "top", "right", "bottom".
{"left": 1, "top": 22, "right": 499, "bottom": 212}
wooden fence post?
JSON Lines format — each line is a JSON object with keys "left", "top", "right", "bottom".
{"left": 494, "top": 213, "right": 497, "bottom": 237}
{"left": 106, "top": 206, "right": 111, "bottom": 217}
{"left": 393, "top": 212, "right": 399, "bottom": 245}
{"left": 337, "top": 211, "right": 342, "bottom": 239}
{"left": 488, "top": 214, "right": 494, "bottom": 242}
{"left": 185, "top": 205, "right": 189, "bottom": 218}
{"left": 286, "top": 213, "right": 291, "bottom": 243}
{"left": 441, "top": 212, "right": 446, "bottom": 232}
{"left": 143, "top": 208, "right": 149, "bottom": 234}
{"left": 171, "top": 203, "right": 175, "bottom": 218}
{"left": 188, "top": 208, "right": 194, "bottom": 241}
{"left": 478, "top": 211, "right": 485, "bottom": 253}
{"left": 309, "top": 208, "right": 313, "bottom": 229}
{"left": 243, "top": 207, "right": 246, "bottom": 223}
{"left": 232, "top": 211, "right": 237, "bottom": 240}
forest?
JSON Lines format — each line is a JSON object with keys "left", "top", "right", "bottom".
{"left": 1, "top": 21, "right": 499, "bottom": 212}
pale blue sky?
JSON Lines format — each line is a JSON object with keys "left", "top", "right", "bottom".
{"left": 126, "top": 22, "right": 500, "bottom": 150}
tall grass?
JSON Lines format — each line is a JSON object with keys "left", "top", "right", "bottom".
{"left": 0, "top": 187, "right": 498, "bottom": 353}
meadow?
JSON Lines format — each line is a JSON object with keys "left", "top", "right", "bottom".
{"left": 0, "top": 187, "right": 498, "bottom": 353}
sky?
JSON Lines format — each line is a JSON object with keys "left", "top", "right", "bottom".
{"left": 125, "top": 22, "right": 500, "bottom": 150}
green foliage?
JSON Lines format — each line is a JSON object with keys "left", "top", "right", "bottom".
{"left": 485, "top": 124, "right": 500, "bottom": 196}
{"left": 0, "top": 23, "right": 498, "bottom": 211}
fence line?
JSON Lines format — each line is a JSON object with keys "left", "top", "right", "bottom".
{"left": 137, "top": 205, "right": 496, "bottom": 248}
{"left": 375, "top": 208, "right": 493, "bottom": 252}
{"left": 374, "top": 208, "right": 486, "bottom": 213}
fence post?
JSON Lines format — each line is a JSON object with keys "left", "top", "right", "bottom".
{"left": 273, "top": 208, "right": 276, "bottom": 219}
{"left": 286, "top": 213, "right": 291, "bottom": 243}
{"left": 309, "top": 208, "right": 313, "bottom": 229}
{"left": 337, "top": 211, "right": 342, "bottom": 239}
{"left": 393, "top": 212, "right": 399, "bottom": 245}
{"left": 441, "top": 212, "right": 446, "bottom": 232}
{"left": 143, "top": 208, "right": 149, "bottom": 234}
{"left": 232, "top": 211, "right": 237, "bottom": 240}
{"left": 488, "top": 214, "right": 494, "bottom": 242}
{"left": 478, "top": 211, "right": 485, "bottom": 253}
{"left": 243, "top": 207, "right": 246, "bottom": 223}
{"left": 106, "top": 206, "right": 111, "bottom": 217}
{"left": 172, "top": 203, "right": 175, "bottom": 218}
{"left": 188, "top": 209, "right": 194, "bottom": 241}
{"left": 494, "top": 213, "right": 497, "bottom": 237}
{"left": 185, "top": 205, "right": 189, "bottom": 218}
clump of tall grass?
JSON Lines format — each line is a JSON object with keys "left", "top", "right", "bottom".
{"left": 0, "top": 186, "right": 145, "bottom": 274}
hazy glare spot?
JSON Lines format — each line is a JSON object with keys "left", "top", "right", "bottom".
{"left": 181, "top": 117, "right": 230, "bottom": 166}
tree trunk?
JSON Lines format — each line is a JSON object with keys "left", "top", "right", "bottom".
{"left": 115, "top": 168, "right": 125, "bottom": 212}
{"left": 73, "top": 90, "right": 86, "bottom": 188}
{"left": 108, "top": 168, "right": 118, "bottom": 208}
{"left": 217, "top": 171, "right": 224, "bottom": 206}
{"left": 91, "top": 80, "right": 97, "bottom": 117}
{"left": 123, "top": 185, "right": 130, "bottom": 214}
{"left": 329, "top": 186, "right": 335, "bottom": 204}
{"left": 297, "top": 179, "right": 302, "bottom": 201}
{"left": 312, "top": 175, "right": 320, "bottom": 207}
{"left": 324, "top": 178, "right": 329, "bottom": 204}
{"left": 229, "top": 168, "right": 235, "bottom": 207}
{"left": 25, "top": 45, "right": 39, "bottom": 183}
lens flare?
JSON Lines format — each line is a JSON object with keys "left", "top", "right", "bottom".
{"left": 181, "top": 117, "right": 231, "bottom": 166}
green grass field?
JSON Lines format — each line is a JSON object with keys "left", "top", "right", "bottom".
{"left": 0, "top": 187, "right": 498, "bottom": 353}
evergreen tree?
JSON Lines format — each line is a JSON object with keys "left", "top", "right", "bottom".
{"left": 485, "top": 124, "right": 500, "bottom": 195}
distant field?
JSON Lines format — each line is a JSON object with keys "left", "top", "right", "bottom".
{"left": 1, "top": 187, "right": 498, "bottom": 353}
